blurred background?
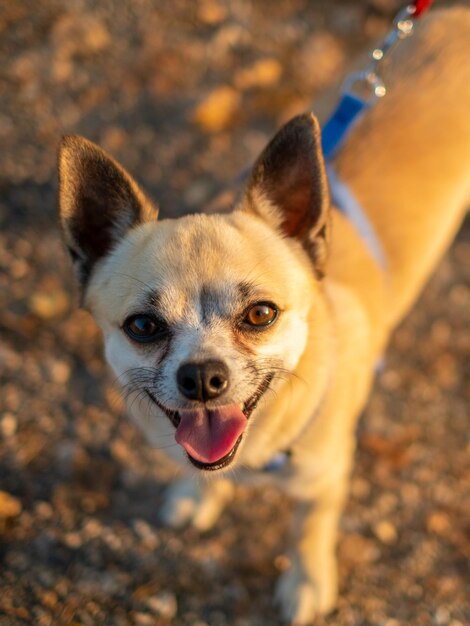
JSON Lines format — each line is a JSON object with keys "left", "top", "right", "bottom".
{"left": 0, "top": 1, "right": 469, "bottom": 625}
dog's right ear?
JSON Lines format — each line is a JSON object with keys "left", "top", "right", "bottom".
{"left": 58, "top": 135, "right": 158, "bottom": 287}
{"left": 241, "top": 113, "right": 330, "bottom": 277}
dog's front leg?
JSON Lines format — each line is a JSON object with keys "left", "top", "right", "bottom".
{"left": 275, "top": 471, "right": 349, "bottom": 625}
{"left": 159, "top": 476, "right": 235, "bottom": 532}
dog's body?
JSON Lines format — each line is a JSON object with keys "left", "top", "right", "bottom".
{"left": 58, "top": 8, "right": 470, "bottom": 625}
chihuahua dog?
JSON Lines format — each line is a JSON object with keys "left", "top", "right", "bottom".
{"left": 57, "top": 8, "right": 470, "bottom": 625}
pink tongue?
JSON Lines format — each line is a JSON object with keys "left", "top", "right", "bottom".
{"left": 175, "top": 405, "right": 247, "bottom": 464}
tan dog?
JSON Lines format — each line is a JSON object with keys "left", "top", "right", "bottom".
{"left": 57, "top": 8, "right": 470, "bottom": 625}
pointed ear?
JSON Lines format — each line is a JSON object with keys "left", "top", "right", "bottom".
{"left": 57, "top": 135, "right": 158, "bottom": 287}
{"left": 243, "top": 113, "right": 330, "bottom": 277}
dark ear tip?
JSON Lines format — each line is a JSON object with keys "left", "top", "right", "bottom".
{"left": 58, "top": 135, "right": 83, "bottom": 170}
{"left": 58, "top": 134, "right": 98, "bottom": 159}
{"left": 60, "top": 134, "right": 83, "bottom": 150}
{"left": 307, "top": 111, "right": 321, "bottom": 134}
{"left": 287, "top": 112, "right": 321, "bottom": 136}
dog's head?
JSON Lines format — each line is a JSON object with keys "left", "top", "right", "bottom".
{"left": 58, "top": 113, "right": 331, "bottom": 472}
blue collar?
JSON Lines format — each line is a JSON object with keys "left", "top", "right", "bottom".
{"left": 261, "top": 450, "right": 291, "bottom": 473}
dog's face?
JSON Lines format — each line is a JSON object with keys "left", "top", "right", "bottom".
{"left": 58, "top": 114, "right": 330, "bottom": 472}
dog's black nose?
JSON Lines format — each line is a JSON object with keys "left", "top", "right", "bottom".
{"left": 177, "top": 360, "right": 229, "bottom": 402}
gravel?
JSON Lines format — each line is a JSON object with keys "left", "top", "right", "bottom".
{"left": 1, "top": 1, "right": 469, "bottom": 625}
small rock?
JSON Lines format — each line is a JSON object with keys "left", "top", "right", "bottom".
{"left": 0, "top": 491, "right": 22, "bottom": 519}
{"left": 193, "top": 86, "right": 241, "bottom": 132}
{"left": 133, "top": 613, "right": 155, "bottom": 625}
{"left": 432, "top": 352, "right": 459, "bottom": 389}
{"left": 380, "top": 369, "right": 402, "bottom": 391}
{"left": 10, "top": 258, "right": 29, "bottom": 279}
{"left": 376, "top": 492, "right": 398, "bottom": 514}
{"left": 197, "top": 1, "right": 227, "bottom": 24}
{"left": 351, "top": 477, "right": 371, "bottom": 499}
{"left": 49, "top": 360, "right": 71, "bottom": 384}
{"left": 434, "top": 607, "right": 450, "bottom": 625}
{"left": 40, "top": 591, "right": 58, "bottom": 609}
{"left": 82, "top": 518, "right": 103, "bottom": 539}
{"left": 274, "top": 554, "right": 291, "bottom": 572}
{"left": 401, "top": 482, "right": 420, "bottom": 505}
{"left": 0, "top": 412, "right": 17, "bottom": 437}
{"left": 146, "top": 591, "right": 177, "bottom": 619}
{"left": 29, "top": 289, "right": 69, "bottom": 319}
{"left": 83, "top": 17, "right": 110, "bottom": 53}
{"left": 373, "top": 520, "right": 397, "bottom": 544}
{"left": 133, "top": 519, "right": 159, "bottom": 549}
{"left": 34, "top": 501, "right": 54, "bottom": 520}
{"left": 341, "top": 533, "right": 380, "bottom": 563}
{"left": 234, "top": 58, "right": 282, "bottom": 89}
{"left": 431, "top": 320, "right": 451, "bottom": 346}
{"left": 426, "top": 511, "right": 451, "bottom": 536}
{"left": 63, "top": 532, "right": 82, "bottom": 549}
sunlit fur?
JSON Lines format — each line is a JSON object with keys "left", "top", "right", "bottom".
{"left": 58, "top": 8, "right": 470, "bottom": 625}
{"left": 86, "top": 210, "right": 327, "bottom": 469}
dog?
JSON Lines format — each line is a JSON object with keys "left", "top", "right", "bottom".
{"left": 57, "top": 8, "right": 470, "bottom": 625}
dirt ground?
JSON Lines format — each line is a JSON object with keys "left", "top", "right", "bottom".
{"left": 0, "top": 1, "right": 469, "bottom": 625}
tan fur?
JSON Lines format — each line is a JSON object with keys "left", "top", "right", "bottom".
{"left": 58, "top": 8, "right": 470, "bottom": 625}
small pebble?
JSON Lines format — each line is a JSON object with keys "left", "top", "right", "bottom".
{"left": 63, "top": 532, "right": 82, "bottom": 549}
{"left": 146, "top": 591, "right": 177, "bottom": 619}
{"left": 434, "top": 607, "right": 450, "bottom": 625}
{"left": 0, "top": 412, "right": 17, "bottom": 437}
{"left": 49, "top": 360, "right": 71, "bottom": 384}
{"left": 133, "top": 519, "right": 159, "bottom": 549}
{"left": 34, "top": 501, "right": 54, "bottom": 520}
{"left": 274, "top": 554, "right": 291, "bottom": 572}
{"left": 134, "top": 613, "right": 155, "bottom": 625}
{"left": 0, "top": 491, "right": 22, "bottom": 519}
{"left": 193, "top": 86, "right": 241, "bottom": 132}
{"left": 29, "top": 289, "right": 69, "bottom": 319}
{"left": 426, "top": 511, "right": 451, "bottom": 535}
{"left": 373, "top": 520, "right": 398, "bottom": 544}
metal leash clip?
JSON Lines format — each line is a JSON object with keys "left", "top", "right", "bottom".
{"left": 322, "top": 0, "right": 432, "bottom": 159}
{"left": 343, "top": 4, "right": 417, "bottom": 103}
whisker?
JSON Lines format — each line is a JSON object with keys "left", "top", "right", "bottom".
{"left": 112, "top": 272, "right": 157, "bottom": 294}
{"left": 152, "top": 442, "right": 179, "bottom": 452}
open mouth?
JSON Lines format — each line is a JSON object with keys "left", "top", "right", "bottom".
{"left": 186, "top": 434, "right": 244, "bottom": 471}
{"left": 144, "top": 372, "right": 274, "bottom": 471}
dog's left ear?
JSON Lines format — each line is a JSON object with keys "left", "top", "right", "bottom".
{"left": 58, "top": 135, "right": 158, "bottom": 288}
{"left": 243, "top": 113, "right": 330, "bottom": 277}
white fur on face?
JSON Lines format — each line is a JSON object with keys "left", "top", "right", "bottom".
{"left": 86, "top": 211, "right": 319, "bottom": 460}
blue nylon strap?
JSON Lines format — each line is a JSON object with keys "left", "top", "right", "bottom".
{"left": 326, "top": 165, "right": 387, "bottom": 270}
{"left": 261, "top": 451, "right": 290, "bottom": 473}
{"left": 320, "top": 92, "right": 387, "bottom": 270}
{"left": 321, "top": 93, "right": 369, "bottom": 159}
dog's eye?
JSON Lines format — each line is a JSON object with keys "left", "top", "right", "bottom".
{"left": 244, "top": 302, "right": 278, "bottom": 328}
{"left": 123, "top": 314, "right": 168, "bottom": 343}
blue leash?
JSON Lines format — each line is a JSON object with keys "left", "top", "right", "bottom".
{"left": 318, "top": 0, "right": 431, "bottom": 269}
{"left": 321, "top": 89, "right": 387, "bottom": 269}
{"left": 259, "top": 1, "right": 436, "bottom": 473}
{"left": 321, "top": 92, "right": 370, "bottom": 160}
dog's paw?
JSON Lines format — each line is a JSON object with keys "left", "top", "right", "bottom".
{"left": 159, "top": 478, "right": 232, "bottom": 532}
{"left": 159, "top": 479, "right": 199, "bottom": 529}
{"left": 274, "top": 559, "right": 337, "bottom": 625}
